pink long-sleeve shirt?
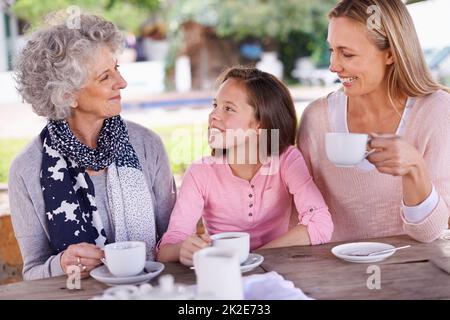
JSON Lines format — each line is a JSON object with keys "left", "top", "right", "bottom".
{"left": 159, "top": 146, "right": 333, "bottom": 250}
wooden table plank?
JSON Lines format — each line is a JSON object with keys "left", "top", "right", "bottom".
{"left": 256, "top": 235, "right": 450, "bottom": 300}
{"left": 0, "top": 262, "right": 265, "bottom": 300}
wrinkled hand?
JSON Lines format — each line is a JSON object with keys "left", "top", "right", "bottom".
{"left": 179, "top": 234, "right": 211, "bottom": 266}
{"left": 367, "top": 133, "right": 425, "bottom": 177}
{"left": 60, "top": 242, "right": 104, "bottom": 279}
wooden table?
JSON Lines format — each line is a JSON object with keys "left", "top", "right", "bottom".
{"left": 0, "top": 261, "right": 265, "bottom": 300}
{"left": 255, "top": 234, "right": 450, "bottom": 299}
{"left": 0, "top": 234, "right": 449, "bottom": 299}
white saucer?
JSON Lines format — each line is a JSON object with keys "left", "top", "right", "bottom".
{"left": 331, "top": 242, "right": 396, "bottom": 263}
{"left": 90, "top": 261, "right": 165, "bottom": 286}
{"left": 241, "top": 253, "right": 264, "bottom": 273}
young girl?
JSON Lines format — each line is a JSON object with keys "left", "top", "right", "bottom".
{"left": 157, "top": 66, "right": 333, "bottom": 266}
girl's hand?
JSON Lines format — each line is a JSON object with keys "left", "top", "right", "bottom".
{"left": 367, "top": 133, "right": 425, "bottom": 177}
{"left": 60, "top": 242, "right": 104, "bottom": 279}
{"left": 179, "top": 234, "right": 211, "bottom": 266}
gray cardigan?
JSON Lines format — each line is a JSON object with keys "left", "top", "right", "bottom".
{"left": 8, "top": 121, "right": 176, "bottom": 280}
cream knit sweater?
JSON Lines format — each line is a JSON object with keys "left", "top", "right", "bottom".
{"left": 297, "top": 90, "right": 450, "bottom": 243}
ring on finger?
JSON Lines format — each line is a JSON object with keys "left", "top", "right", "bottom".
{"left": 77, "top": 263, "right": 87, "bottom": 272}
{"left": 76, "top": 257, "right": 86, "bottom": 271}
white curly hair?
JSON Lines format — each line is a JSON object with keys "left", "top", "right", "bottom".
{"left": 14, "top": 13, "right": 123, "bottom": 120}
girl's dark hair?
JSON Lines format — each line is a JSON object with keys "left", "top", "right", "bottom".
{"left": 215, "top": 66, "right": 297, "bottom": 156}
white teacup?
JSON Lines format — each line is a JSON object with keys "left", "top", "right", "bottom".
{"left": 325, "top": 132, "right": 374, "bottom": 167}
{"left": 210, "top": 232, "right": 250, "bottom": 264}
{"left": 103, "top": 241, "right": 146, "bottom": 277}
{"left": 193, "top": 247, "right": 244, "bottom": 300}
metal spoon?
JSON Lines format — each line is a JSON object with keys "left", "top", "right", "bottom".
{"left": 346, "top": 245, "right": 411, "bottom": 257}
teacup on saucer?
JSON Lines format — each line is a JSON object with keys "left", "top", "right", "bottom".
{"left": 90, "top": 261, "right": 164, "bottom": 286}
{"left": 240, "top": 253, "right": 264, "bottom": 273}
{"left": 190, "top": 253, "right": 264, "bottom": 273}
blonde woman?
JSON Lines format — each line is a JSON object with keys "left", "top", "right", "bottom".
{"left": 297, "top": 0, "right": 450, "bottom": 243}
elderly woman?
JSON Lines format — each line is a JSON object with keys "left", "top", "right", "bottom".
{"left": 9, "top": 14, "right": 176, "bottom": 280}
{"left": 297, "top": 0, "right": 450, "bottom": 244}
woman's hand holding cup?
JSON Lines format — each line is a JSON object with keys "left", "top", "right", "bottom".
{"left": 366, "top": 133, "right": 425, "bottom": 177}
{"left": 60, "top": 242, "right": 104, "bottom": 279}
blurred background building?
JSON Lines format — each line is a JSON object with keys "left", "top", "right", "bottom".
{"left": 1, "top": 0, "right": 447, "bottom": 97}
{"left": 408, "top": 0, "right": 450, "bottom": 86}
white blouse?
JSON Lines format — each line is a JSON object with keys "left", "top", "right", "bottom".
{"left": 327, "top": 91, "right": 438, "bottom": 223}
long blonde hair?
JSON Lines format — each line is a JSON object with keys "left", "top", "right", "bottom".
{"left": 329, "top": 0, "right": 449, "bottom": 108}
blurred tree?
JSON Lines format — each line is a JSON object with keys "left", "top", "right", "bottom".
{"left": 279, "top": 31, "right": 313, "bottom": 83}
{"left": 166, "top": 0, "right": 336, "bottom": 81}
{"left": 12, "top": 0, "right": 160, "bottom": 33}
{"left": 167, "top": 0, "right": 335, "bottom": 44}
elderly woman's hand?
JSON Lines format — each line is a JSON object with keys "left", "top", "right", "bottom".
{"left": 60, "top": 242, "right": 104, "bottom": 278}
{"left": 179, "top": 234, "right": 211, "bottom": 266}
{"left": 367, "top": 133, "right": 425, "bottom": 177}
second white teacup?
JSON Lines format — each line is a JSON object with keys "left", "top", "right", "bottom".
{"left": 103, "top": 241, "right": 146, "bottom": 277}
{"left": 210, "top": 232, "right": 250, "bottom": 264}
{"left": 325, "top": 132, "right": 373, "bottom": 167}
{"left": 193, "top": 247, "right": 244, "bottom": 300}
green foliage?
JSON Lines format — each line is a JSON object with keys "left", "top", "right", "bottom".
{"left": 102, "top": 2, "right": 157, "bottom": 33}
{"left": 165, "top": 0, "right": 336, "bottom": 77}
{"left": 0, "top": 139, "right": 30, "bottom": 183}
{"left": 151, "top": 124, "right": 210, "bottom": 176}
{"left": 167, "top": 0, "right": 335, "bottom": 42}
{"left": 279, "top": 32, "right": 322, "bottom": 83}
{"left": 12, "top": 0, "right": 160, "bottom": 33}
